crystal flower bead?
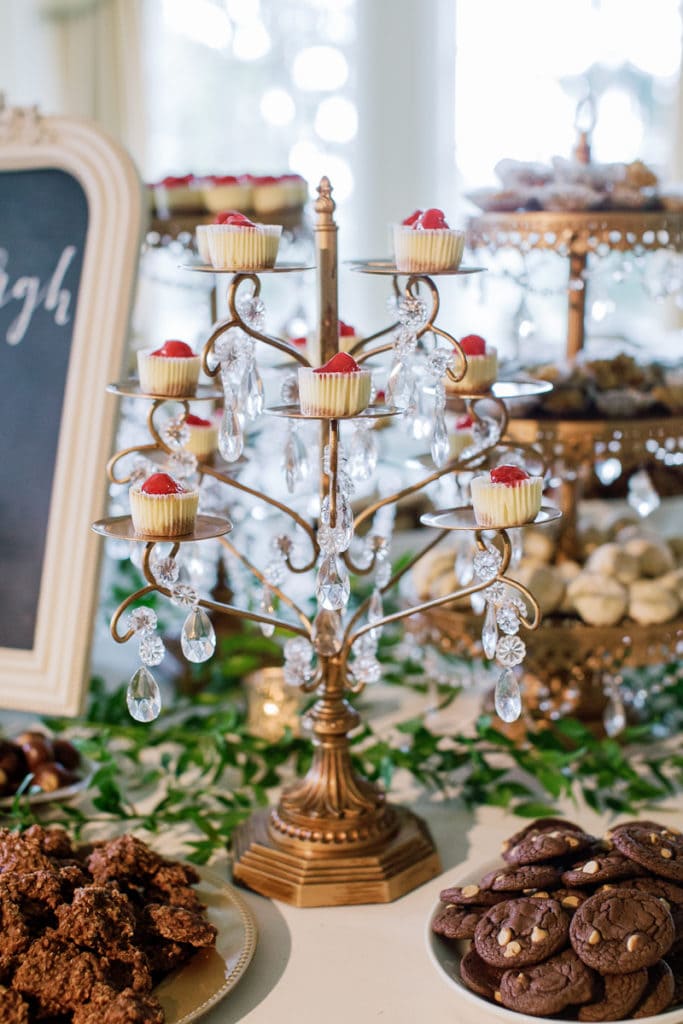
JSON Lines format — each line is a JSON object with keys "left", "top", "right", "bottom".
{"left": 138, "top": 633, "right": 165, "bottom": 667}
{"left": 151, "top": 555, "right": 179, "bottom": 587}
{"left": 496, "top": 603, "right": 520, "bottom": 635}
{"left": 167, "top": 450, "right": 198, "bottom": 480}
{"left": 496, "top": 635, "right": 526, "bottom": 667}
{"left": 161, "top": 413, "right": 190, "bottom": 450}
{"left": 397, "top": 296, "right": 428, "bottom": 328}
{"left": 473, "top": 547, "right": 502, "bottom": 581}
{"left": 170, "top": 584, "right": 199, "bottom": 609}
{"left": 284, "top": 637, "right": 313, "bottom": 665}
{"left": 127, "top": 607, "right": 157, "bottom": 634}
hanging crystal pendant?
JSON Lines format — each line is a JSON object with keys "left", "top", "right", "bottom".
{"left": 348, "top": 422, "right": 378, "bottom": 481}
{"left": 311, "top": 609, "right": 343, "bottom": 655}
{"left": 218, "top": 405, "right": 243, "bottom": 462}
{"left": 368, "top": 587, "right": 384, "bottom": 640}
{"left": 594, "top": 456, "right": 622, "bottom": 486}
{"left": 386, "top": 359, "right": 412, "bottom": 410}
{"left": 283, "top": 422, "right": 308, "bottom": 492}
{"left": 181, "top": 607, "right": 216, "bottom": 663}
{"left": 258, "top": 586, "right": 276, "bottom": 637}
{"left": 627, "top": 469, "right": 661, "bottom": 518}
{"left": 244, "top": 361, "right": 264, "bottom": 420}
{"left": 495, "top": 668, "right": 522, "bottom": 723}
{"left": 126, "top": 666, "right": 162, "bottom": 723}
{"left": 603, "top": 679, "right": 626, "bottom": 737}
{"left": 316, "top": 554, "right": 350, "bottom": 610}
{"left": 431, "top": 407, "right": 450, "bottom": 468}
{"left": 482, "top": 601, "right": 498, "bottom": 659}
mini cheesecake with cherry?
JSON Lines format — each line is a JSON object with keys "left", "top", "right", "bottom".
{"left": 392, "top": 207, "right": 465, "bottom": 273}
{"left": 448, "top": 334, "right": 498, "bottom": 393}
{"left": 201, "top": 210, "right": 282, "bottom": 270}
{"left": 137, "top": 339, "right": 201, "bottom": 397}
{"left": 298, "top": 352, "right": 372, "bottom": 417}
{"left": 130, "top": 472, "right": 199, "bottom": 538}
{"left": 471, "top": 465, "right": 543, "bottom": 527}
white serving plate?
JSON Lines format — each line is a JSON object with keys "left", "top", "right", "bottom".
{"left": 426, "top": 856, "right": 683, "bottom": 1024}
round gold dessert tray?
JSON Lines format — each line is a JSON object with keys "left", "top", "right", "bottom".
{"left": 266, "top": 403, "right": 402, "bottom": 421}
{"left": 349, "top": 260, "right": 486, "bottom": 276}
{"left": 420, "top": 506, "right": 562, "bottom": 532}
{"left": 468, "top": 210, "right": 683, "bottom": 360}
{"left": 108, "top": 380, "right": 224, "bottom": 402}
{"left": 468, "top": 209, "right": 683, "bottom": 255}
{"left": 183, "top": 262, "right": 314, "bottom": 275}
{"left": 418, "top": 605, "right": 683, "bottom": 723}
{"left": 92, "top": 514, "right": 233, "bottom": 544}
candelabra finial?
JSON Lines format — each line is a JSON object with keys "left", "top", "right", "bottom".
{"left": 315, "top": 176, "right": 335, "bottom": 218}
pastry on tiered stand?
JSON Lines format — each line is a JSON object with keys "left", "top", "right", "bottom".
{"left": 203, "top": 211, "right": 282, "bottom": 271}
{"left": 298, "top": 352, "right": 372, "bottom": 417}
{"left": 392, "top": 208, "right": 465, "bottom": 272}
{"left": 446, "top": 334, "right": 498, "bottom": 394}
{"left": 184, "top": 413, "right": 218, "bottom": 461}
{"left": 471, "top": 465, "right": 543, "bottom": 527}
{"left": 129, "top": 472, "right": 199, "bottom": 537}
{"left": 137, "top": 340, "right": 201, "bottom": 397}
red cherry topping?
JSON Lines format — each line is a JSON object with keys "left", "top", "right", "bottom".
{"left": 456, "top": 414, "right": 474, "bottom": 429}
{"left": 314, "top": 352, "right": 361, "bottom": 374}
{"left": 141, "top": 473, "right": 186, "bottom": 495}
{"left": 253, "top": 175, "right": 278, "bottom": 185}
{"left": 418, "top": 208, "right": 449, "bottom": 230}
{"left": 151, "top": 340, "right": 195, "bottom": 358}
{"left": 161, "top": 174, "right": 193, "bottom": 187}
{"left": 490, "top": 465, "right": 530, "bottom": 486}
{"left": 338, "top": 320, "right": 356, "bottom": 337}
{"left": 291, "top": 336, "right": 307, "bottom": 348}
{"left": 402, "top": 209, "right": 423, "bottom": 226}
{"left": 211, "top": 175, "right": 239, "bottom": 185}
{"left": 459, "top": 334, "right": 487, "bottom": 356}
{"left": 214, "top": 211, "right": 256, "bottom": 227}
{"left": 186, "top": 414, "right": 211, "bottom": 427}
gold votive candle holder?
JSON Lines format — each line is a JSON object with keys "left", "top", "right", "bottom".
{"left": 244, "top": 667, "right": 303, "bottom": 742}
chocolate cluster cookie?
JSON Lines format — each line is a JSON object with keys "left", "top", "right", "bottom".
{"left": 432, "top": 815, "right": 683, "bottom": 1020}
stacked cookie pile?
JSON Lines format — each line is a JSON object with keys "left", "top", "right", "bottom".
{"left": 432, "top": 818, "right": 683, "bottom": 1020}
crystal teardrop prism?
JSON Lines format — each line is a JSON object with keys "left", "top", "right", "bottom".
{"left": 368, "top": 587, "right": 384, "bottom": 639}
{"left": 430, "top": 408, "right": 450, "bottom": 468}
{"left": 181, "top": 607, "right": 216, "bottom": 663}
{"left": 126, "top": 666, "right": 162, "bottom": 723}
{"left": 494, "top": 668, "right": 521, "bottom": 723}
{"left": 311, "top": 609, "right": 343, "bottom": 655}
{"left": 482, "top": 601, "right": 498, "bottom": 660}
{"left": 244, "top": 362, "right": 264, "bottom": 420}
{"left": 218, "top": 406, "right": 243, "bottom": 462}
{"left": 316, "top": 554, "right": 350, "bottom": 611}
{"left": 603, "top": 690, "right": 626, "bottom": 737}
{"left": 258, "top": 586, "right": 276, "bottom": 637}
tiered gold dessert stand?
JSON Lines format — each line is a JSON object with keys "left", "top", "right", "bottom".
{"left": 93, "top": 179, "right": 559, "bottom": 906}
{"left": 422, "top": 208, "right": 683, "bottom": 723}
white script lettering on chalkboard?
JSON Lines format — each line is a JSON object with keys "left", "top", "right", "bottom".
{"left": 0, "top": 245, "right": 76, "bottom": 345}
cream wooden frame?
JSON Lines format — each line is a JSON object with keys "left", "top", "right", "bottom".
{"left": 0, "top": 108, "right": 142, "bottom": 714}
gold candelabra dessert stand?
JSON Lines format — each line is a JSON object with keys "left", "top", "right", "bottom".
{"left": 93, "top": 178, "right": 556, "bottom": 907}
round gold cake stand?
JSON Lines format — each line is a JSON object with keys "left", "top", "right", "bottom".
{"left": 468, "top": 209, "right": 683, "bottom": 359}
{"left": 417, "top": 605, "right": 683, "bottom": 725}
{"left": 504, "top": 414, "right": 683, "bottom": 560}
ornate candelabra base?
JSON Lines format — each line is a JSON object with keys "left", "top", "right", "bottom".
{"left": 232, "top": 806, "right": 441, "bottom": 907}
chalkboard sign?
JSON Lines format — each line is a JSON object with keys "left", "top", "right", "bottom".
{"left": 0, "top": 169, "right": 88, "bottom": 649}
{"left": 0, "top": 108, "right": 142, "bottom": 715}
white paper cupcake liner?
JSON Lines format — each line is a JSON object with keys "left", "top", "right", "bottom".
{"left": 130, "top": 489, "right": 199, "bottom": 537}
{"left": 137, "top": 350, "right": 201, "bottom": 397}
{"left": 206, "top": 224, "right": 282, "bottom": 270}
{"left": 392, "top": 226, "right": 465, "bottom": 272}
{"left": 471, "top": 476, "right": 543, "bottom": 527}
{"left": 298, "top": 368, "right": 372, "bottom": 417}
{"left": 196, "top": 225, "right": 212, "bottom": 264}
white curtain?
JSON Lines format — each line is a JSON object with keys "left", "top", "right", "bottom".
{"left": 0, "top": 0, "right": 145, "bottom": 170}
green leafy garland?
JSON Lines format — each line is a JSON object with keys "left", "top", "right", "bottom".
{"left": 2, "top": 626, "right": 682, "bottom": 864}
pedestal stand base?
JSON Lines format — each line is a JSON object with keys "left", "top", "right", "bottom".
{"left": 232, "top": 806, "right": 441, "bottom": 907}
